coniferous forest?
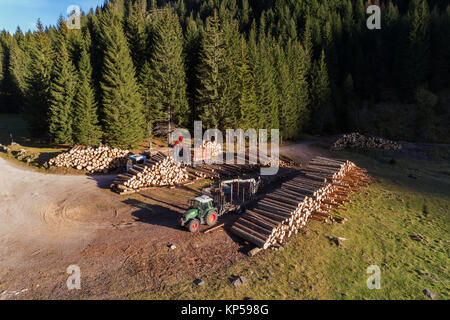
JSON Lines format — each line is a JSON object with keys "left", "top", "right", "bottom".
{"left": 0, "top": 0, "right": 449, "bottom": 148}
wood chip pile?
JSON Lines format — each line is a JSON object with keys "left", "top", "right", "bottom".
{"left": 332, "top": 132, "right": 401, "bottom": 151}
{"left": 230, "top": 156, "right": 373, "bottom": 249}
{"left": 48, "top": 145, "right": 129, "bottom": 173}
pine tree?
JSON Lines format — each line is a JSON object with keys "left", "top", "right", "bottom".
{"left": 146, "top": 9, "right": 189, "bottom": 137}
{"left": 139, "top": 61, "right": 158, "bottom": 142}
{"left": 274, "top": 41, "right": 296, "bottom": 140}
{"left": 124, "top": 0, "right": 148, "bottom": 76}
{"left": 220, "top": 19, "right": 242, "bottom": 128}
{"left": 24, "top": 19, "right": 54, "bottom": 137}
{"left": 0, "top": 39, "right": 3, "bottom": 87}
{"left": 184, "top": 15, "right": 203, "bottom": 124}
{"left": 310, "top": 50, "right": 331, "bottom": 133}
{"left": 197, "top": 11, "right": 226, "bottom": 129}
{"left": 73, "top": 32, "right": 102, "bottom": 145}
{"left": 253, "top": 34, "right": 279, "bottom": 131}
{"left": 406, "top": 0, "right": 431, "bottom": 92}
{"left": 237, "top": 39, "right": 258, "bottom": 130}
{"left": 9, "top": 28, "right": 31, "bottom": 104}
{"left": 99, "top": 5, "right": 145, "bottom": 148}
{"left": 48, "top": 22, "right": 77, "bottom": 144}
{"left": 289, "top": 41, "right": 310, "bottom": 134}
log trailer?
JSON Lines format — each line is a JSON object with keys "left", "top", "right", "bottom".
{"left": 180, "top": 178, "right": 260, "bottom": 232}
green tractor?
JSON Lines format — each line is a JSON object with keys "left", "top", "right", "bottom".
{"left": 180, "top": 195, "right": 218, "bottom": 232}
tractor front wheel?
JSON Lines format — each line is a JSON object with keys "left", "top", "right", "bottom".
{"left": 205, "top": 211, "right": 218, "bottom": 226}
{"left": 188, "top": 218, "right": 200, "bottom": 233}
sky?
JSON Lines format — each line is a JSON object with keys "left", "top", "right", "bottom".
{"left": 0, "top": 0, "right": 106, "bottom": 33}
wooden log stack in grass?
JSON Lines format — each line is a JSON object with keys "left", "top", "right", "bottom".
{"left": 332, "top": 132, "right": 401, "bottom": 151}
{"left": 230, "top": 156, "right": 374, "bottom": 249}
{"left": 48, "top": 144, "right": 129, "bottom": 173}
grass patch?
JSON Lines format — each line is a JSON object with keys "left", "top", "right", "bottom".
{"left": 131, "top": 149, "right": 450, "bottom": 300}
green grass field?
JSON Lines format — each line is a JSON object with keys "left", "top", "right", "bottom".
{"left": 133, "top": 149, "right": 450, "bottom": 300}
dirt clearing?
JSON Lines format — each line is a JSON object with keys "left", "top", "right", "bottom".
{"left": 0, "top": 157, "right": 246, "bottom": 299}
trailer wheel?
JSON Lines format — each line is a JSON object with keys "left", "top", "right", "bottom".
{"left": 188, "top": 219, "right": 200, "bottom": 233}
{"left": 205, "top": 211, "right": 217, "bottom": 226}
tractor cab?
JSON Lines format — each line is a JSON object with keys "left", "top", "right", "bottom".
{"left": 180, "top": 195, "right": 218, "bottom": 232}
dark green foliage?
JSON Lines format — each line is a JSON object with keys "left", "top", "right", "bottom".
{"left": 237, "top": 39, "right": 258, "bottom": 130}
{"left": 146, "top": 9, "right": 189, "bottom": 136}
{"left": 100, "top": 5, "right": 145, "bottom": 148}
{"left": 73, "top": 34, "right": 102, "bottom": 145}
{"left": 48, "top": 20, "right": 77, "bottom": 144}
{"left": 310, "top": 51, "right": 331, "bottom": 133}
{"left": 48, "top": 31, "right": 77, "bottom": 144}
{"left": 0, "top": 0, "right": 449, "bottom": 145}
{"left": 197, "top": 11, "right": 226, "bottom": 128}
{"left": 405, "top": 0, "right": 431, "bottom": 93}
{"left": 24, "top": 20, "right": 54, "bottom": 137}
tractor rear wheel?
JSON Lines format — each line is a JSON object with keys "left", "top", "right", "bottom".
{"left": 188, "top": 218, "right": 200, "bottom": 233}
{"left": 205, "top": 211, "right": 218, "bottom": 226}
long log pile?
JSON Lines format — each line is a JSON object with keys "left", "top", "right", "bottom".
{"left": 332, "top": 132, "right": 401, "bottom": 151}
{"left": 48, "top": 145, "right": 129, "bottom": 173}
{"left": 111, "top": 152, "right": 263, "bottom": 194}
{"left": 230, "top": 156, "right": 373, "bottom": 249}
{"left": 111, "top": 152, "right": 189, "bottom": 193}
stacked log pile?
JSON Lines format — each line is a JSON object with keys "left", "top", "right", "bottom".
{"left": 48, "top": 145, "right": 129, "bottom": 173}
{"left": 111, "top": 153, "right": 263, "bottom": 194}
{"left": 260, "top": 155, "right": 296, "bottom": 168}
{"left": 332, "top": 132, "right": 401, "bottom": 151}
{"left": 230, "top": 156, "right": 373, "bottom": 249}
{"left": 111, "top": 152, "right": 189, "bottom": 193}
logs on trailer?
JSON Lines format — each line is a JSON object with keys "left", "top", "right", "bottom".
{"left": 48, "top": 144, "right": 129, "bottom": 173}
{"left": 230, "top": 156, "right": 374, "bottom": 249}
{"left": 332, "top": 132, "right": 401, "bottom": 151}
{"left": 111, "top": 152, "right": 189, "bottom": 193}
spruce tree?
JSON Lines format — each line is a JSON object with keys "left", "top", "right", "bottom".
{"left": 406, "top": 0, "right": 431, "bottom": 92}
{"left": 274, "top": 42, "right": 296, "bottom": 140}
{"left": 289, "top": 41, "right": 310, "bottom": 134}
{"left": 220, "top": 19, "right": 242, "bottom": 128}
{"left": 9, "top": 28, "right": 31, "bottom": 105}
{"left": 146, "top": 9, "right": 189, "bottom": 136}
{"left": 197, "top": 11, "right": 226, "bottom": 129}
{"left": 310, "top": 51, "right": 331, "bottom": 133}
{"left": 237, "top": 39, "right": 258, "bottom": 130}
{"left": 99, "top": 5, "right": 145, "bottom": 148}
{"left": 24, "top": 19, "right": 54, "bottom": 137}
{"left": 184, "top": 15, "right": 203, "bottom": 124}
{"left": 253, "top": 34, "right": 279, "bottom": 132}
{"left": 124, "top": 0, "right": 148, "bottom": 76}
{"left": 73, "top": 32, "right": 102, "bottom": 145}
{"left": 48, "top": 24, "right": 77, "bottom": 144}
{"left": 0, "top": 39, "right": 3, "bottom": 87}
